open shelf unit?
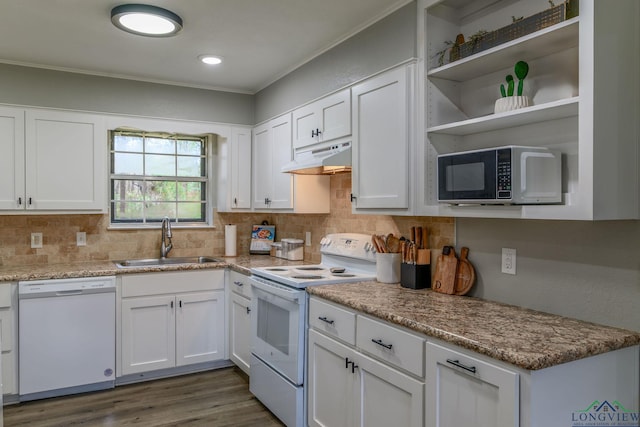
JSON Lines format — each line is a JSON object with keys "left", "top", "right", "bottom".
{"left": 416, "top": 0, "right": 640, "bottom": 220}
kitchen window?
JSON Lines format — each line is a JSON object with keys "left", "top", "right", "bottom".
{"left": 109, "top": 130, "right": 211, "bottom": 226}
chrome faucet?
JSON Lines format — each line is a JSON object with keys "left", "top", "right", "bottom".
{"left": 160, "top": 216, "right": 173, "bottom": 258}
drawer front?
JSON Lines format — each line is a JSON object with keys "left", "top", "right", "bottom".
{"left": 356, "top": 315, "right": 424, "bottom": 378}
{"left": 121, "top": 269, "right": 224, "bottom": 297}
{"left": 309, "top": 297, "right": 356, "bottom": 345}
{"left": 228, "top": 270, "right": 252, "bottom": 299}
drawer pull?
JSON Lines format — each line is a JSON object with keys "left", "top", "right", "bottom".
{"left": 318, "top": 316, "right": 335, "bottom": 325}
{"left": 371, "top": 338, "right": 393, "bottom": 350}
{"left": 446, "top": 359, "right": 477, "bottom": 374}
{"left": 345, "top": 357, "right": 352, "bottom": 369}
{"left": 234, "top": 281, "right": 244, "bottom": 287}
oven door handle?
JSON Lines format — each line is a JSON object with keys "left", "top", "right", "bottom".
{"left": 250, "top": 277, "right": 303, "bottom": 303}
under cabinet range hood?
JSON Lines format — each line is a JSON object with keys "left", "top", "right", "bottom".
{"left": 281, "top": 141, "right": 352, "bottom": 175}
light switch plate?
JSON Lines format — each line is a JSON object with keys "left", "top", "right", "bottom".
{"left": 77, "top": 232, "right": 87, "bottom": 246}
{"left": 31, "top": 232, "right": 43, "bottom": 249}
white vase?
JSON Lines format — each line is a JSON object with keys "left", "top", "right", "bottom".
{"left": 494, "top": 96, "right": 531, "bottom": 114}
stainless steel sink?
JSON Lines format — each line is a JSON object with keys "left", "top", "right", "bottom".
{"left": 115, "top": 256, "right": 224, "bottom": 268}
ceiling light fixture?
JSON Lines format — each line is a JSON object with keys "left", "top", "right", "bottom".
{"left": 111, "top": 4, "right": 183, "bottom": 37}
{"left": 199, "top": 55, "right": 222, "bottom": 65}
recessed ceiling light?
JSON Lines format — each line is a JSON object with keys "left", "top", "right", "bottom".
{"left": 199, "top": 55, "right": 223, "bottom": 65}
{"left": 111, "top": 4, "right": 183, "bottom": 37}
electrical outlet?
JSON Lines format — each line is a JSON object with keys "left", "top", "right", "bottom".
{"left": 305, "top": 231, "right": 312, "bottom": 246}
{"left": 31, "top": 232, "right": 43, "bottom": 249}
{"left": 77, "top": 232, "right": 87, "bottom": 247}
{"left": 502, "top": 248, "right": 516, "bottom": 275}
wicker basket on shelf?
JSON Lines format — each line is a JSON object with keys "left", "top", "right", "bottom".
{"left": 450, "top": 0, "right": 579, "bottom": 63}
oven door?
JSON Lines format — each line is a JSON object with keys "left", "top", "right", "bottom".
{"left": 438, "top": 149, "right": 497, "bottom": 202}
{"left": 250, "top": 276, "right": 306, "bottom": 385}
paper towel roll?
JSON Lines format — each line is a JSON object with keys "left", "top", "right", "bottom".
{"left": 225, "top": 224, "right": 237, "bottom": 257}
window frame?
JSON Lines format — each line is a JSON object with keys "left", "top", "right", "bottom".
{"left": 108, "top": 129, "right": 214, "bottom": 229}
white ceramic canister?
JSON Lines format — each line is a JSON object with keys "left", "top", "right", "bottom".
{"left": 282, "top": 238, "right": 304, "bottom": 261}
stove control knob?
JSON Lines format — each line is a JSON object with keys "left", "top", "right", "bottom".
{"left": 324, "top": 238, "right": 331, "bottom": 246}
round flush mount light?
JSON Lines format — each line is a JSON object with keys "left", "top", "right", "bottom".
{"left": 111, "top": 4, "right": 183, "bottom": 37}
{"left": 199, "top": 55, "right": 222, "bottom": 65}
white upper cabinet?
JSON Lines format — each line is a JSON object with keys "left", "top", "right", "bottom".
{"left": 253, "top": 113, "right": 294, "bottom": 210}
{"left": 292, "top": 88, "right": 351, "bottom": 150}
{"left": 253, "top": 113, "right": 330, "bottom": 213}
{"left": 0, "top": 106, "right": 25, "bottom": 210}
{"left": 0, "top": 106, "right": 106, "bottom": 212}
{"left": 218, "top": 126, "right": 252, "bottom": 211}
{"left": 351, "top": 63, "right": 415, "bottom": 213}
{"left": 417, "top": 0, "right": 640, "bottom": 220}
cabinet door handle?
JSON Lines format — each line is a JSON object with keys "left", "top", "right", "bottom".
{"left": 179, "top": 300, "right": 182, "bottom": 308}
{"left": 371, "top": 338, "right": 393, "bottom": 350}
{"left": 318, "top": 316, "right": 334, "bottom": 325}
{"left": 170, "top": 301, "right": 174, "bottom": 308}
{"left": 345, "top": 358, "right": 358, "bottom": 373}
{"left": 446, "top": 359, "right": 477, "bottom": 374}
{"left": 234, "top": 281, "right": 244, "bottom": 287}
{"left": 17, "top": 197, "right": 22, "bottom": 206}
{"left": 246, "top": 306, "right": 251, "bottom": 314}
{"left": 28, "top": 197, "right": 33, "bottom": 206}
{"left": 350, "top": 193, "right": 356, "bottom": 202}
{"left": 233, "top": 197, "right": 237, "bottom": 206}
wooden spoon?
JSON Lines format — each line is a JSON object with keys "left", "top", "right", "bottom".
{"left": 386, "top": 234, "right": 401, "bottom": 253}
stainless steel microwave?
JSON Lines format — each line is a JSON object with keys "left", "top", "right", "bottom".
{"left": 437, "top": 146, "right": 561, "bottom": 204}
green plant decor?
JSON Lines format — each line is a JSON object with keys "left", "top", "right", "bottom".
{"left": 500, "top": 61, "right": 529, "bottom": 97}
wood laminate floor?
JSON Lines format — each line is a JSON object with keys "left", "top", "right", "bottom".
{"left": 3, "top": 367, "right": 285, "bottom": 427}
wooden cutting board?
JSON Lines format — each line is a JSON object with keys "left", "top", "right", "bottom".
{"left": 433, "top": 246, "right": 458, "bottom": 295}
{"left": 454, "top": 247, "right": 476, "bottom": 295}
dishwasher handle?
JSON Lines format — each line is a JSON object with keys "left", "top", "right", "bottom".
{"left": 19, "top": 276, "right": 116, "bottom": 299}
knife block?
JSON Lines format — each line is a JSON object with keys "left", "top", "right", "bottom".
{"left": 400, "top": 263, "right": 431, "bottom": 289}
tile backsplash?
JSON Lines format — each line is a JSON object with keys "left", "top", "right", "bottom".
{"left": 0, "top": 174, "right": 454, "bottom": 266}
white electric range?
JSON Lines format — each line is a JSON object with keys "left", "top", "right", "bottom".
{"left": 249, "top": 233, "right": 376, "bottom": 427}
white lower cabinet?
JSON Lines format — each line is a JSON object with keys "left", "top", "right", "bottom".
{"left": 425, "top": 342, "right": 519, "bottom": 427}
{"left": 118, "top": 270, "right": 225, "bottom": 377}
{"left": 0, "top": 283, "right": 16, "bottom": 396}
{"left": 308, "top": 329, "right": 424, "bottom": 427}
{"left": 226, "top": 269, "right": 252, "bottom": 375}
{"left": 229, "top": 292, "right": 251, "bottom": 374}
{"left": 308, "top": 297, "right": 425, "bottom": 427}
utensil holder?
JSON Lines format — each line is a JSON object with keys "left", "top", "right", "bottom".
{"left": 376, "top": 253, "right": 401, "bottom": 283}
{"left": 400, "top": 263, "right": 431, "bottom": 290}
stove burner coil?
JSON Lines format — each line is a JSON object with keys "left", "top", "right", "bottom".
{"left": 290, "top": 275, "right": 326, "bottom": 280}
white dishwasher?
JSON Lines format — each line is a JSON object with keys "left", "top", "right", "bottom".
{"left": 19, "top": 276, "right": 116, "bottom": 401}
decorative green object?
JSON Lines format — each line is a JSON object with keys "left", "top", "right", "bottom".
{"left": 514, "top": 61, "right": 529, "bottom": 96}
{"left": 506, "top": 74, "right": 514, "bottom": 97}
{"left": 499, "top": 61, "right": 529, "bottom": 97}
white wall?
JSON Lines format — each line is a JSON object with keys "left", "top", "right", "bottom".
{"left": 254, "top": 1, "right": 417, "bottom": 123}
{"left": 457, "top": 218, "right": 640, "bottom": 331}
{"left": 0, "top": 63, "right": 254, "bottom": 124}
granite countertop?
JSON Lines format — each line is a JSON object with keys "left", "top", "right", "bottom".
{"left": 306, "top": 281, "right": 640, "bottom": 371}
{"left": 0, "top": 255, "right": 305, "bottom": 282}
